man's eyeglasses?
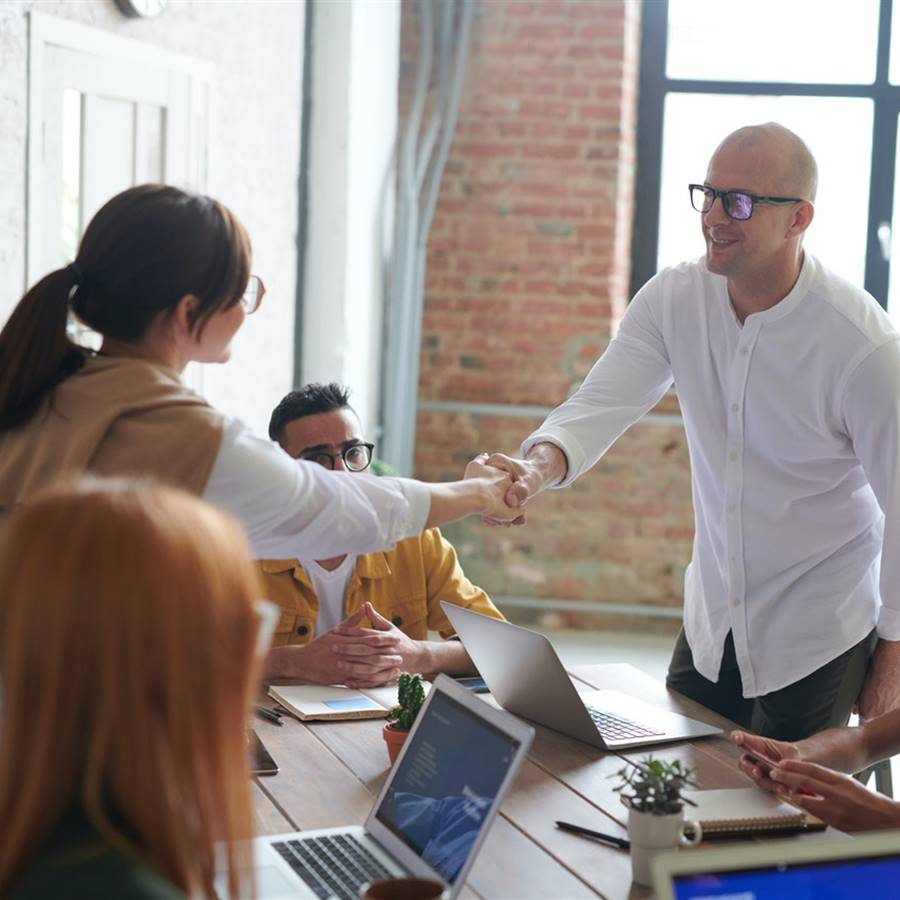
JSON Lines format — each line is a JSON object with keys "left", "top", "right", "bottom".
{"left": 302, "top": 442, "right": 375, "bottom": 472}
{"left": 241, "top": 275, "right": 266, "bottom": 314}
{"left": 688, "top": 184, "right": 804, "bottom": 221}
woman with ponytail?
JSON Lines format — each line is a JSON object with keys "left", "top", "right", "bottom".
{"left": 0, "top": 185, "right": 519, "bottom": 570}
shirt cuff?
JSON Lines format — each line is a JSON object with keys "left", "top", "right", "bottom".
{"left": 395, "top": 477, "right": 431, "bottom": 538}
{"left": 520, "top": 429, "right": 582, "bottom": 488}
{"left": 877, "top": 605, "right": 900, "bottom": 641}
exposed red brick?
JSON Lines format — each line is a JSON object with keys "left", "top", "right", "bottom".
{"left": 398, "top": 0, "right": 690, "bottom": 621}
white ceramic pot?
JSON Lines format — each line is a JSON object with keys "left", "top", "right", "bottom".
{"left": 627, "top": 806, "right": 702, "bottom": 887}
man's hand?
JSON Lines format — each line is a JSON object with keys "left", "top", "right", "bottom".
{"left": 265, "top": 605, "right": 403, "bottom": 687}
{"left": 857, "top": 639, "right": 900, "bottom": 720}
{"left": 769, "top": 759, "right": 900, "bottom": 832}
{"left": 462, "top": 454, "right": 520, "bottom": 524}
{"left": 732, "top": 730, "right": 800, "bottom": 793}
{"left": 467, "top": 442, "right": 568, "bottom": 527}
{"left": 332, "top": 602, "right": 428, "bottom": 688}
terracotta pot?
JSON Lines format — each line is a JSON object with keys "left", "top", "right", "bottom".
{"left": 383, "top": 722, "right": 409, "bottom": 764}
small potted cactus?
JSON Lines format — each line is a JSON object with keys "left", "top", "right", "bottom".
{"left": 382, "top": 673, "right": 426, "bottom": 764}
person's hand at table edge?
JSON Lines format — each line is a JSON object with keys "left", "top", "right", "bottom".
{"left": 769, "top": 759, "right": 900, "bottom": 832}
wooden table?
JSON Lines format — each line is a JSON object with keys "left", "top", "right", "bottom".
{"left": 251, "top": 664, "right": 828, "bottom": 900}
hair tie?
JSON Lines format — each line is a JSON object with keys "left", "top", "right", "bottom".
{"left": 67, "top": 262, "right": 84, "bottom": 285}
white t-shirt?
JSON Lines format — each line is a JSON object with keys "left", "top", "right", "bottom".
{"left": 297, "top": 555, "right": 358, "bottom": 636}
{"left": 524, "top": 253, "right": 900, "bottom": 697}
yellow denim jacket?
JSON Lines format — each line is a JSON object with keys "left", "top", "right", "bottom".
{"left": 257, "top": 527, "right": 503, "bottom": 646}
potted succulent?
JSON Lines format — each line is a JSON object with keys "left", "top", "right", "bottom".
{"left": 611, "top": 756, "right": 702, "bottom": 886}
{"left": 383, "top": 673, "right": 426, "bottom": 764}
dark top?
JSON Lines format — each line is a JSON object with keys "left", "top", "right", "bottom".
{"left": 7, "top": 808, "right": 184, "bottom": 900}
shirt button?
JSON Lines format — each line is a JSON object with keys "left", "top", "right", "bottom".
{"left": 732, "top": 598, "right": 741, "bottom": 607}
{"left": 297, "top": 625, "right": 308, "bottom": 636}
{"left": 392, "top": 616, "right": 403, "bottom": 627}
{"left": 728, "top": 451, "right": 738, "bottom": 462}
{"left": 740, "top": 347, "right": 749, "bottom": 355}
{"left": 731, "top": 403, "right": 739, "bottom": 412}
{"left": 726, "top": 504, "right": 736, "bottom": 513}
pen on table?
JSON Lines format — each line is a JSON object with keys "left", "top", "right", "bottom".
{"left": 555, "top": 820, "right": 630, "bottom": 850}
{"left": 254, "top": 705, "right": 284, "bottom": 726}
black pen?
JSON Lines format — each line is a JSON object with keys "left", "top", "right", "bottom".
{"left": 254, "top": 705, "right": 284, "bottom": 726}
{"left": 555, "top": 820, "right": 630, "bottom": 850}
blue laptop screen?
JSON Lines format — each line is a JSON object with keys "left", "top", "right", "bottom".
{"left": 375, "top": 690, "right": 520, "bottom": 884}
{"left": 673, "top": 854, "right": 900, "bottom": 899}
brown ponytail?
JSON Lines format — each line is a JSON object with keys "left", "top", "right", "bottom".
{"left": 0, "top": 267, "right": 86, "bottom": 429}
{"left": 0, "top": 184, "right": 251, "bottom": 430}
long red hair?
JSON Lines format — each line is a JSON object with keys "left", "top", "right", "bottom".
{"left": 0, "top": 479, "right": 261, "bottom": 897}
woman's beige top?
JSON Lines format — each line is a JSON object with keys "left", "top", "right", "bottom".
{"left": 0, "top": 355, "right": 223, "bottom": 512}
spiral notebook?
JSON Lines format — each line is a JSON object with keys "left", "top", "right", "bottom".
{"left": 682, "top": 788, "right": 826, "bottom": 838}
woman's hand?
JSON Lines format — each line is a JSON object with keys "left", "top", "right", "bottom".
{"left": 732, "top": 729, "right": 800, "bottom": 793}
{"left": 770, "top": 759, "right": 900, "bottom": 832}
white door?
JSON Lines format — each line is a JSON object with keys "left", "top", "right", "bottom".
{"left": 28, "top": 12, "right": 212, "bottom": 377}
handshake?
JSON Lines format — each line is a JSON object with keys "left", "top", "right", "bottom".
{"left": 462, "top": 443, "right": 568, "bottom": 526}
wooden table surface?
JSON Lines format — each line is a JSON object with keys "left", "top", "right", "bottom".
{"left": 251, "top": 664, "right": 829, "bottom": 900}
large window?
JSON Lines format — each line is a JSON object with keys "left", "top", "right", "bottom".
{"left": 632, "top": 0, "right": 900, "bottom": 330}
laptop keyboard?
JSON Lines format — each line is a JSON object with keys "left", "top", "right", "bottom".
{"left": 587, "top": 706, "right": 665, "bottom": 741}
{"left": 272, "top": 833, "right": 395, "bottom": 900}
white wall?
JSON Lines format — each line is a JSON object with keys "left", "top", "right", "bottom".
{"left": 0, "top": 0, "right": 304, "bottom": 435}
{"left": 302, "top": 0, "right": 399, "bottom": 436}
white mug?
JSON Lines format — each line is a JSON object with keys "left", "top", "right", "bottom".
{"left": 627, "top": 807, "right": 703, "bottom": 887}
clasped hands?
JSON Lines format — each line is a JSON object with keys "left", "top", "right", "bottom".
{"left": 289, "top": 602, "right": 427, "bottom": 689}
{"left": 464, "top": 451, "right": 547, "bottom": 526}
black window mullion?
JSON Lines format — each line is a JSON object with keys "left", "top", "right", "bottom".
{"left": 630, "top": 0, "right": 669, "bottom": 301}
{"left": 864, "top": 103, "right": 897, "bottom": 308}
{"left": 864, "top": 0, "right": 896, "bottom": 308}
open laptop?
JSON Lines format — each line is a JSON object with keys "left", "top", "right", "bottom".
{"left": 442, "top": 602, "right": 721, "bottom": 750}
{"left": 652, "top": 828, "right": 900, "bottom": 899}
{"left": 216, "top": 673, "right": 534, "bottom": 900}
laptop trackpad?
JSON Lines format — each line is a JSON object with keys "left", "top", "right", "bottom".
{"left": 249, "top": 866, "right": 301, "bottom": 898}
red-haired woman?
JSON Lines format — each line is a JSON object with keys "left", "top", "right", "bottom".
{"left": 0, "top": 479, "right": 272, "bottom": 898}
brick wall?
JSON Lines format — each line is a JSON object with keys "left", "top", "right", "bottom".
{"left": 402, "top": 0, "right": 691, "bottom": 633}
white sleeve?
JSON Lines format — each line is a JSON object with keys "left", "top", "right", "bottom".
{"left": 202, "top": 417, "right": 430, "bottom": 560}
{"left": 842, "top": 338, "right": 900, "bottom": 640}
{"left": 522, "top": 281, "right": 674, "bottom": 486}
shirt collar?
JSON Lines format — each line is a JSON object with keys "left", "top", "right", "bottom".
{"left": 262, "top": 554, "right": 393, "bottom": 581}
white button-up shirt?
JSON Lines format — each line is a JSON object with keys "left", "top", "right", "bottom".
{"left": 523, "top": 254, "right": 900, "bottom": 697}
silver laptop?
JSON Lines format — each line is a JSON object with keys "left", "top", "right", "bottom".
{"left": 652, "top": 828, "right": 900, "bottom": 899}
{"left": 442, "top": 602, "right": 721, "bottom": 750}
{"left": 216, "top": 673, "right": 534, "bottom": 900}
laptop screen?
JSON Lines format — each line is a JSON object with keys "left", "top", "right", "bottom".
{"left": 374, "top": 689, "right": 521, "bottom": 884}
{"left": 672, "top": 853, "right": 900, "bottom": 898}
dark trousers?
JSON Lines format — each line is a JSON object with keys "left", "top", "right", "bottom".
{"left": 665, "top": 628, "right": 878, "bottom": 741}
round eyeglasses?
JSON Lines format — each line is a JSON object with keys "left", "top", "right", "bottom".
{"left": 302, "top": 442, "right": 375, "bottom": 472}
{"left": 241, "top": 275, "right": 266, "bottom": 314}
{"left": 688, "top": 184, "right": 804, "bottom": 222}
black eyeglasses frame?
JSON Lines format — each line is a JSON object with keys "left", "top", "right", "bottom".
{"left": 688, "top": 184, "right": 805, "bottom": 221}
{"left": 301, "top": 442, "right": 375, "bottom": 472}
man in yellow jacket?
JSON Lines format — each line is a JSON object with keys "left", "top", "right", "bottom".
{"left": 260, "top": 383, "right": 504, "bottom": 687}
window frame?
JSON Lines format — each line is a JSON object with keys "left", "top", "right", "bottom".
{"left": 631, "top": 0, "right": 899, "bottom": 309}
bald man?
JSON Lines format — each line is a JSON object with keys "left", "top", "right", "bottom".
{"left": 480, "top": 123, "right": 900, "bottom": 741}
